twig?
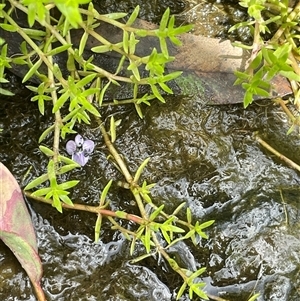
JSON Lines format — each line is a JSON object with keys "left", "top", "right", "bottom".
{"left": 254, "top": 133, "right": 300, "bottom": 172}
{"left": 97, "top": 117, "right": 134, "bottom": 184}
{"left": 274, "top": 98, "right": 296, "bottom": 123}
{"left": 24, "top": 191, "right": 143, "bottom": 224}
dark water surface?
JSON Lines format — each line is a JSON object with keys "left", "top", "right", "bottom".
{"left": 1, "top": 1, "right": 300, "bottom": 301}
{"left": 2, "top": 78, "right": 300, "bottom": 301}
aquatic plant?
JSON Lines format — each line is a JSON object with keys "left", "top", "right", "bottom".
{"left": 0, "top": 1, "right": 215, "bottom": 300}
{"left": 229, "top": 0, "right": 300, "bottom": 132}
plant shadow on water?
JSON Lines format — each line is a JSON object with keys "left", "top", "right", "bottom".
{"left": 2, "top": 75, "right": 300, "bottom": 300}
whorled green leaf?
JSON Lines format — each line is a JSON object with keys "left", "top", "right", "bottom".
{"left": 23, "top": 1, "right": 48, "bottom": 27}
{"left": 149, "top": 204, "right": 164, "bottom": 221}
{"left": 53, "top": 90, "right": 70, "bottom": 113}
{"left": 79, "top": 32, "right": 89, "bottom": 57}
{"left": 150, "top": 84, "right": 165, "bottom": 103}
{"left": 249, "top": 50, "right": 262, "bottom": 70}
{"left": 39, "top": 145, "right": 54, "bottom": 157}
{"left": 103, "top": 13, "right": 127, "bottom": 20}
{"left": 0, "top": 87, "right": 14, "bottom": 96}
{"left": 280, "top": 70, "right": 300, "bottom": 82}
{"left": 133, "top": 157, "right": 150, "bottom": 183}
{"left": 248, "top": 293, "right": 260, "bottom": 301}
{"left": 177, "top": 282, "right": 187, "bottom": 300}
{"left": 58, "top": 194, "right": 73, "bottom": 206}
{"left": 22, "top": 28, "right": 45, "bottom": 38}
{"left": 47, "top": 160, "right": 57, "bottom": 188}
{"left": 159, "top": 37, "right": 169, "bottom": 59}
{"left": 134, "top": 103, "right": 143, "bottom": 118}
{"left": 58, "top": 163, "right": 80, "bottom": 174}
{"left": 24, "top": 174, "right": 48, "bottom": 191}
{"left": 172, "top": 202, "right": 186, "bottom": 216}
{"left": 99, "top": 179, "right": 113, "bottom": 206}
{"left": 126, "top": 5, "right": 140, "bottom": 26}
{"left": 144, "top": 226, "right": 151, "bottom": 253}
{"left": 46, "top": 44, "right": 72, "bottom": 56}
{"left": 159, "top": 8, "right": 170, "bottom": 32}
{"left": 128, "top": 60, "right": 141, "bottom": 81}
{"left": 169, "top": 35, "right": 182, "bottom": 46}
{"left": 22, "top": 58, "right": 42, "bottom": 83}
{"left": 56, "top": 0, "right": 91, "bottom": 28}
{"left": 123, "top": 31, "right": 129, "bottom": 54}
{"left": 0, "top": 162, "right": 45, "bottom": 299}
{"left": 91, "top": 44, "right": 112, "bottom": 53}
{"left": 39, "top": 125, "right": 54, "bottom": 143}
{"left": 110, "top": 115, "right": 117, "bottom": 143}
{"left": 76, "top": 73, "right": 97, "bottom": 88}
{"left": 194, "top": 220, "right": 215, "bottom": 239}
{"left": 57, "top": 180, "right": 79, "bottom": 191}
{"left": 115, "top": 210, "right": 128, "bottom": 219}
{"left": 159, "top": 82, "right": 173, "bottom": 94}
{"left": 78, "top": 95, "right": 100, "bottom": 117}
{"left": 243, "top": 90, "right": 254, "bottom": 108}
{"left": 129, "top": 32, "right": 138, "bottom": 55}
{"left": 12, "top": 57, "right": 27, "bottom": 65}
{"left": 0, "top": 23, "right": 18, "bottom": 32}
{"left": 0, "top": 77, "right": 9, "bottom": 83}
{"left": 189, "top": 282, "right": 208, "bottom": 300}
{"left": 94, "top": 213, "right": 102, "bottom": 243}
{"left": 31, "top": 187, "right": 52, "bottom": 197}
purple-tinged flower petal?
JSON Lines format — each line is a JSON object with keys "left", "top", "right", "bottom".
{"left": 75, "top": 134, "right": 84, "bottom": 148}
{"left": 66, "top": 140, "right": 76, "bottom": 155}
{"left": 82, "top": 139, "right": 95, "bottom": 154}
{"left": 72, "top": 152, "right": 89, "bottom": 166}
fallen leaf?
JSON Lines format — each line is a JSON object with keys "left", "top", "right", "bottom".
{"left": 0, "top": 162, "right": 46, "bottom": 301}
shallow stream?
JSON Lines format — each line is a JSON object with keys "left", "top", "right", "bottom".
{"left": 1, "top": 1, "right": 300, "bottom": 301}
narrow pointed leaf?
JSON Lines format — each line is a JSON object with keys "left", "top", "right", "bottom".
{"left": 22, "top": 59, "right": 42, "bottom": 83}
{"left": 24, "top": 174, "right": 48, "bottom": 191}
{"left": 100, "top": 180, "right": 113, "bottom": 205}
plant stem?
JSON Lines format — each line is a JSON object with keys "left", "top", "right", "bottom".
{"left": 96, "top": 117, "right": 134, "bottom": 183}
{"left": 246, "top": 21, "right": 261, "bottom": 75}
{"left": 254, "top": 132, "right": 300, "bottom": 172}
{"left": 24, "top": 191, "right": 143, "bottom": 224}
{"left": 45, "top": 12, "right": 62, "bottom": 163}
{"left": 95, "top": 116, "right": 148, "bottom": 217}
{"left": 274, "top": 98, "right": 296, "bottom": 122}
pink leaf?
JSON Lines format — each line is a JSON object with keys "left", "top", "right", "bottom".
{"left": 0, "top": 162, "right": 46, "bottom": 301}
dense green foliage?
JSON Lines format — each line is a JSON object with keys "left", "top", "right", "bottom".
{"left": 0, "top": 1, "right": 216, "bottom": 300}
{"left": 2, "top": 0, "right": 297, "bottom": 300}
{"left": 230, "top": 0, "right": 300, "bottom": 110}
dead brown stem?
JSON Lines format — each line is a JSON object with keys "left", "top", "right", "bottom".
{"left": 254, "top": 133, "right": 300, "bottom": 172}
